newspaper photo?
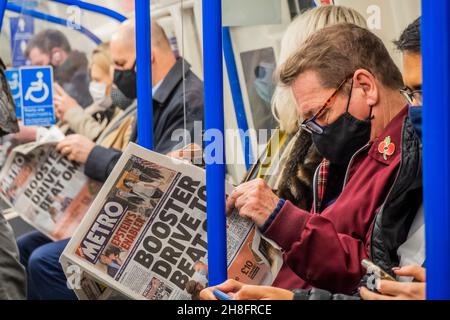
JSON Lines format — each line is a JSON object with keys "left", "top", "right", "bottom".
{"left": 0, "top": 141, "right": 102, "bottom": 240}
{"left": 62, "top": 143, "right": 282, "bottom": 300}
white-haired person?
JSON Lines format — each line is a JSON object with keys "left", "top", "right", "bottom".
{"left": 243, "top": 5, "right": 368, "bottom": 291}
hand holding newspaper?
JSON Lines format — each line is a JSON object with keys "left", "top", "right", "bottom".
{"left": 61, "top": 143, "right": 282, "bottom": 300}
{"left": 0, "top": 140, "right": 102, "bottom": 240}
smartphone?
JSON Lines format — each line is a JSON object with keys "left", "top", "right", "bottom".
{"left": 361, "top": 259, "right": 396, "bottom": 282}
{"left": 213, "top": 289, "right": 234, "bottom": 301}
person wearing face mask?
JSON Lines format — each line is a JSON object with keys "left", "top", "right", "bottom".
{"left": 53, "top": 43, "right": 132, "bottom": 146}
{"left": 220, "top": 24, "right": 422, "bottom": 295}
{"left": 0, "top": 57, "right": 26, "bottom": 300}
{"left": 11, "top": 30, "right": 94, "bottom": 145}
{"left": 202, "top": 19, "right": 425, "bottom": 302}
{"left": 361, "top": 17, "right": 425, "bottom": 300}
{"left": 25, "top": 29, "right": 92, "bottom": 108}
{"left": 15, "top": 46, "right": 137, "bottom": 299}
{"left": 16, "top": 18, "right": 203, "bottom": 300}
{"left": 56, "top": 18, "right": 204, "bottom": 183}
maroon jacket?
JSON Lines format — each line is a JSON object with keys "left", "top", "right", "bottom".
{"left": 266, "top": 107, "right": 407, "bottom": 294}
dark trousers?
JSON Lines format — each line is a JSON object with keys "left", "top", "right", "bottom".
{"left": 17, "top": 231, "right": 76, "bottom": 300}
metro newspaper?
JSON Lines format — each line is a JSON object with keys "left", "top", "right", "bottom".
{"left": 0, "top": 141, "right": 101, "bottom": 240}
{"left": 61, "top": 143, "right": 282, "bottom": 300}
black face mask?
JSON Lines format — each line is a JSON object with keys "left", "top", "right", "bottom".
{"left": 111, "top": 86, "right": 135, "bottom": 110}
{"left": 113, "top": 61, "right": 137, "bottom": 99}
{"left": 312, "top": 83, "right": 373, "bottom": 165}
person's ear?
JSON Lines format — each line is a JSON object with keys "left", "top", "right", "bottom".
{"left": 353, "top": 69, "right": 379, "bottom": 107}
{"left": 51, "top": 48, "right": 62, "bottom": 66}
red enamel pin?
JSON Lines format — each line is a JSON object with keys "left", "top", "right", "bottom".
{"left": 378, "top": 136, "right": 395, "bottom": 160}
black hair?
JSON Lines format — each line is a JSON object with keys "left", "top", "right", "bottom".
{"left": 394, "top": 17, "right": 421, "bottom": 53}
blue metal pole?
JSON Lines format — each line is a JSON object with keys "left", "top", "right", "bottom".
{"left": 6, "top": 2, "right": 101, "bottom": 44}
{"left": 50, "top": 0, "right": 127, "bottom": 22}
{"left": 135, "top": 0, "right": 153, "bottom": 149}
{"left": 223, "top": 26, "right": 253, "bottom": 170}
{"left": 0, "top": 0, "right": 7, "bottom": 32}
{"left": 203, "top": 0, "right": 228, "bottom": 285}
{"left": 422, "top": 2, "right": 450, "bottom": 299}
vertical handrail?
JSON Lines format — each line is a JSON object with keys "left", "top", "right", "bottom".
{"left": 223, "top": 26, "right": 253, "bottom": 170}
{"left": 203, "top": 0, "right": 228, "bottom": 285}
{"left": 423, "top": 2, "right": 450, "bottom": 299}
{"left": 135, "top": 0, "right": 153, "bottom": 149}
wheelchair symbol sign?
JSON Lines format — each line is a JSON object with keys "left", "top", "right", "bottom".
{"left": 5, "top": 69, "right": 22, "bottom": 118}
{"left": 21, "top": 67, "right": 52, "bottom": 105}
{"left": 20, "top": 66, "right": 55, "bottom": 126}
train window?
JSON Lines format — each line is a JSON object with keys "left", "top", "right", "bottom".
{"left": 0, "top": 1, "right": 132, "bottom": 69}
{"left": 288, "top": 0, "right": 334, "bottom": 18}
{"left": 240, "top": 47, "right": 277, "bottom": 134}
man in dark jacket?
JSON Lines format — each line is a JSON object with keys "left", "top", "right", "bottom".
{"left": 56, "top": 19, "right": 203, "bottom": 182}
{"left": 16, "top": 19, "right": 203, "bottom": 300}
{"left": 26, "top": 29, "right": 92, "bottom": 108}
{"left": 81, "top": 55, "right": 203, "bottom": 182}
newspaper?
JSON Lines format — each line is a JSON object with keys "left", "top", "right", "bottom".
{"left": 60, "top": 259, "right": 128, "bottom": 300}
{"left": 61, "top": 143, "right": 282, "bottom": 300}
{"left": 0, "top": 138, "right": 19, "bottom": 169}
{"left": 0, "top": 141, "right": 102, "bottom": 240}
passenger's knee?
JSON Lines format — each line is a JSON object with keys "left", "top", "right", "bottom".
{"left": 17, "top": 235, "right": 34, "bottom": 267}
{"left": 16, "top": 231, "right": 52, "bottom": 267}
{"left": 27, "top": 247, "right": 50, "bottom": 278}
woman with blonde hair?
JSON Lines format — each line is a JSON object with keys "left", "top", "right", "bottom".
{"left": 249, "top": 5, "right": 368, "bottom": 212}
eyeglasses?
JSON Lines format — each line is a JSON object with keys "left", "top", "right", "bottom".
{"left": 300, "top": 78, "right": 350, "bottom": 135}
{"left": 400, "top": 87, "right": 423, "bottom": 106}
